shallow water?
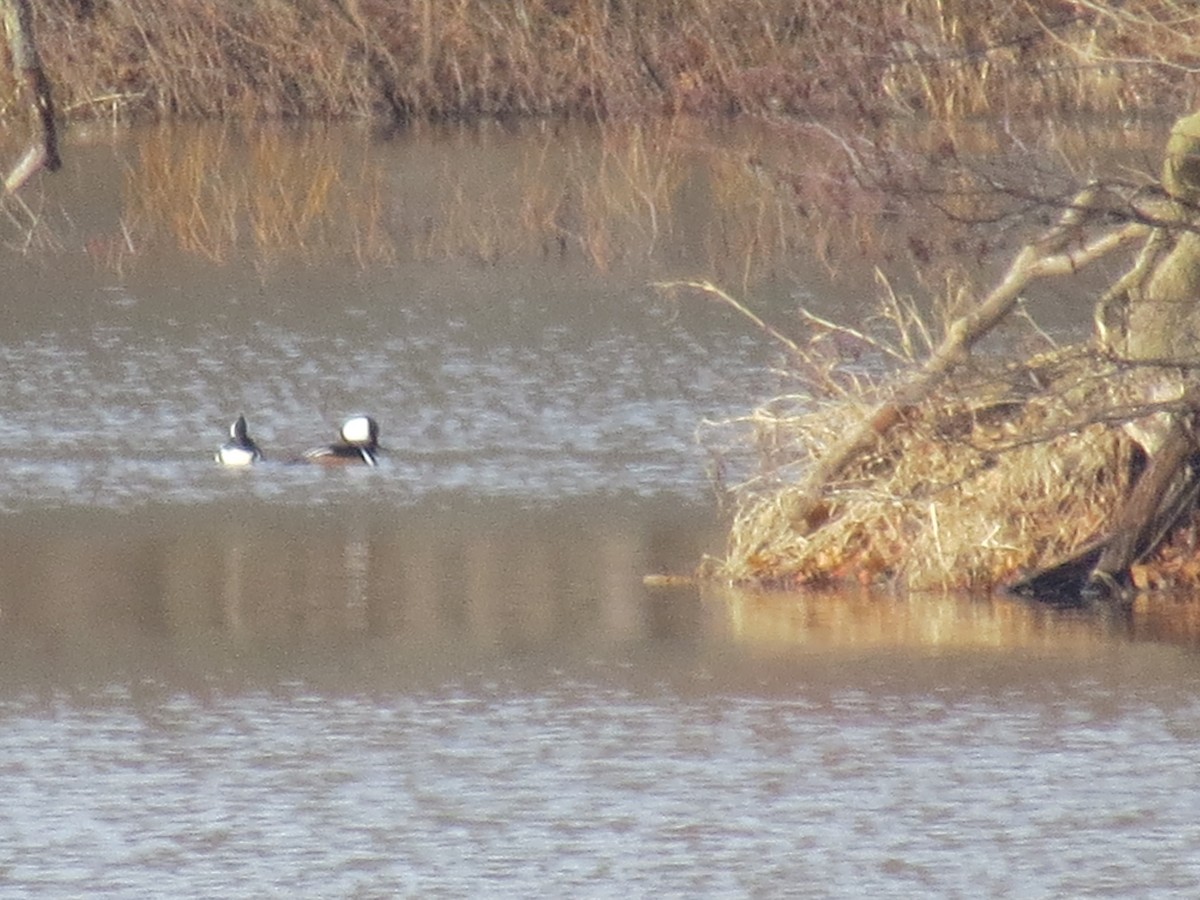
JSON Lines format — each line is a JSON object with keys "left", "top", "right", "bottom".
{"left": 2, "top": 122, "right": 1200, "bottom": 897}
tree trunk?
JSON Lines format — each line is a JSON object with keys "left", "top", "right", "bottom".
{"left": 2, "top": 0, "right": 62, "bottom": 193}
{"left": 1013, "top": 110, "right": 1200, "bottom": 601}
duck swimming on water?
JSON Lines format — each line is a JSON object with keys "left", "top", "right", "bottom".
{"left": 216, "top": 415, "right": 264, "bottom": 467}
{"left": 302, "top": 415, "right": 381, "bottom": 466}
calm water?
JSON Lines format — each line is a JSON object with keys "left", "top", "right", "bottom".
{"left": 3, "top": 123, "right": 1200, "bottom": 897}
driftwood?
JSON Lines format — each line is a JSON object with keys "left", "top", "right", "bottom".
{"left": 785, "top": 187, "right": 1147, "bottom": 533}
{"left": 2, "top": 0, "right": 62, "bottom": 193}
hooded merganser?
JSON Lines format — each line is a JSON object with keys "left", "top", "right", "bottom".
{"left": 216, "top": 415, "right": 264, "bottom": 467}
{"left": 302, "top": 415, "right": 380, "bottom": 466}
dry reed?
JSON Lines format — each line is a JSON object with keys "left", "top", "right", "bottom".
{"left": 703, "top": 300, "right": 1175, "bottom": 592}
{"left": 3, "top": 0, "right": 1197, "bottom": 124}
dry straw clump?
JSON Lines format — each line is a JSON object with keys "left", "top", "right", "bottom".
{"left": 709, "top": 336, "right": 1154, "bottom": 593}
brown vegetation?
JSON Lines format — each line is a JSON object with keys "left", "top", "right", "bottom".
{"left": 4, "top": 3, "right": 1199, "bottom": 605}
{"left": 706, "top": 112, "right": 1200, "bottom": 599}
{"left": 707, "top": 343, "right": 1140, "bottom": 592}
{"left": 0, "top": 0, "right": 1197, "bottom": 124}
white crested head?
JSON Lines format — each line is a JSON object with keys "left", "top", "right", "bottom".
{"left": 340, "top": 415, "right": 377, "bottom": 445}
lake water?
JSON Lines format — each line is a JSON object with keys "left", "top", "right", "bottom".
{"left": 3, "top": 122, "right": 1200, "bottom": 897}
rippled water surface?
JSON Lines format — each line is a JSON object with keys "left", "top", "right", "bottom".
{"left": 3, "top": 124, "right": 1200, "bottom": 897}
{"left": 0, "top": 263, "right": 772, "bottom": 509}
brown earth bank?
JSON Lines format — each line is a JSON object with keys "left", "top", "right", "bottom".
{"left": 2, "top": 0, "right": 1198, "bottom": 123}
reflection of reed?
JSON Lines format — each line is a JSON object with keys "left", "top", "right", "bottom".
{"left": 125, "top": 124, "right": 393, "bottom": 267}
{"left": 117, "top": 121, "right": 714, "bottom": 273}
{"left": 109, "top": 119, "right": 1162, "bottom": 296}
{"left": 105, "top": 119, "right": 876, "bottom": 284}
{"left": 703, "top": 584, "right": 1146, "bottom": 651}
{"left": 5, "top": 517, "right": 1200, "bottom": 688}
{"left": 221, "top": 539, "right": 247, "bottom": 641}
{"left": 26, "top": 114, "right": 1140, "bottom": 302}
{"left": 185, "top": 521, "right": 652, "bottom": 650}
{"left": 0, "top": 513, "right": 693, "bottom": 662}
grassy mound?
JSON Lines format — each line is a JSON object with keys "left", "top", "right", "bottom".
{"left": 712, "top": 344, "right": 1158, "bottom": 592}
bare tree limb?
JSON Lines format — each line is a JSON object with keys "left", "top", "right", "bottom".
{"left": 786, "top": 185, "right": 1147, "bottom": 533}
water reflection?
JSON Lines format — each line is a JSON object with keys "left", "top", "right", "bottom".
{"left": 4, "top": 504, "right": 1200, "bottom": 897}
{"left": 0, "top": 502, "right": 715, "bottom": 692}
{"left": 3, "top": 119, "right": 1167, "bottom": 301}
{"left": 6, "top": 503, "right": 1200, "bottom": 699}
{"left": 706, "top": 584, "right": 1126, "bottom": 651}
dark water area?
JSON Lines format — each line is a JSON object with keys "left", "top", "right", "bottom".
{"left": 2, "top": 122, "right": 1200, "bottom": 896}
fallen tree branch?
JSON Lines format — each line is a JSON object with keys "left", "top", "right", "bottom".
{"left": 785, "top": 185, "right": 1148, "bottom": 532}
{"left": 653, "top": 279, "right": 807, "bottom": 359}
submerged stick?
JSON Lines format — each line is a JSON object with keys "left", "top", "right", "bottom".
{"left": 785, "top": 186, "right": 1146, "bottom": 533}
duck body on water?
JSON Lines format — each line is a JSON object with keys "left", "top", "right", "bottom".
{"left": 215, "top": 415, "right": 381, "bottom": 467}
{"left": 215, "top": 415, "right": 264, "bottom": 467}
{"left": 301, "top": 415, "right": 381, "bottom": 467}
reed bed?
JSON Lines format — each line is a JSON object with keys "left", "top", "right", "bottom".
{"left": 3, "top": 0, "right": 1197, "bottom": 124}
{"left": 708, "top": 340, "right": 1150, "bottom": 592}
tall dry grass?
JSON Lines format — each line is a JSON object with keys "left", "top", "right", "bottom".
{"left": 705, "top": 336, "right": 1144, "bottom": 592}
{"left": 3, "top": 0, "right": 1196, "bottom": 124}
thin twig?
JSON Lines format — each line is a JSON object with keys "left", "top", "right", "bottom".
{"left": 654, "top": 279, "right": 806, "bottom": 358}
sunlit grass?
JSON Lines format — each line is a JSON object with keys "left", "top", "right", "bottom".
{"left": 15, "top": 0, "right": 1200, "bottom": 124}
